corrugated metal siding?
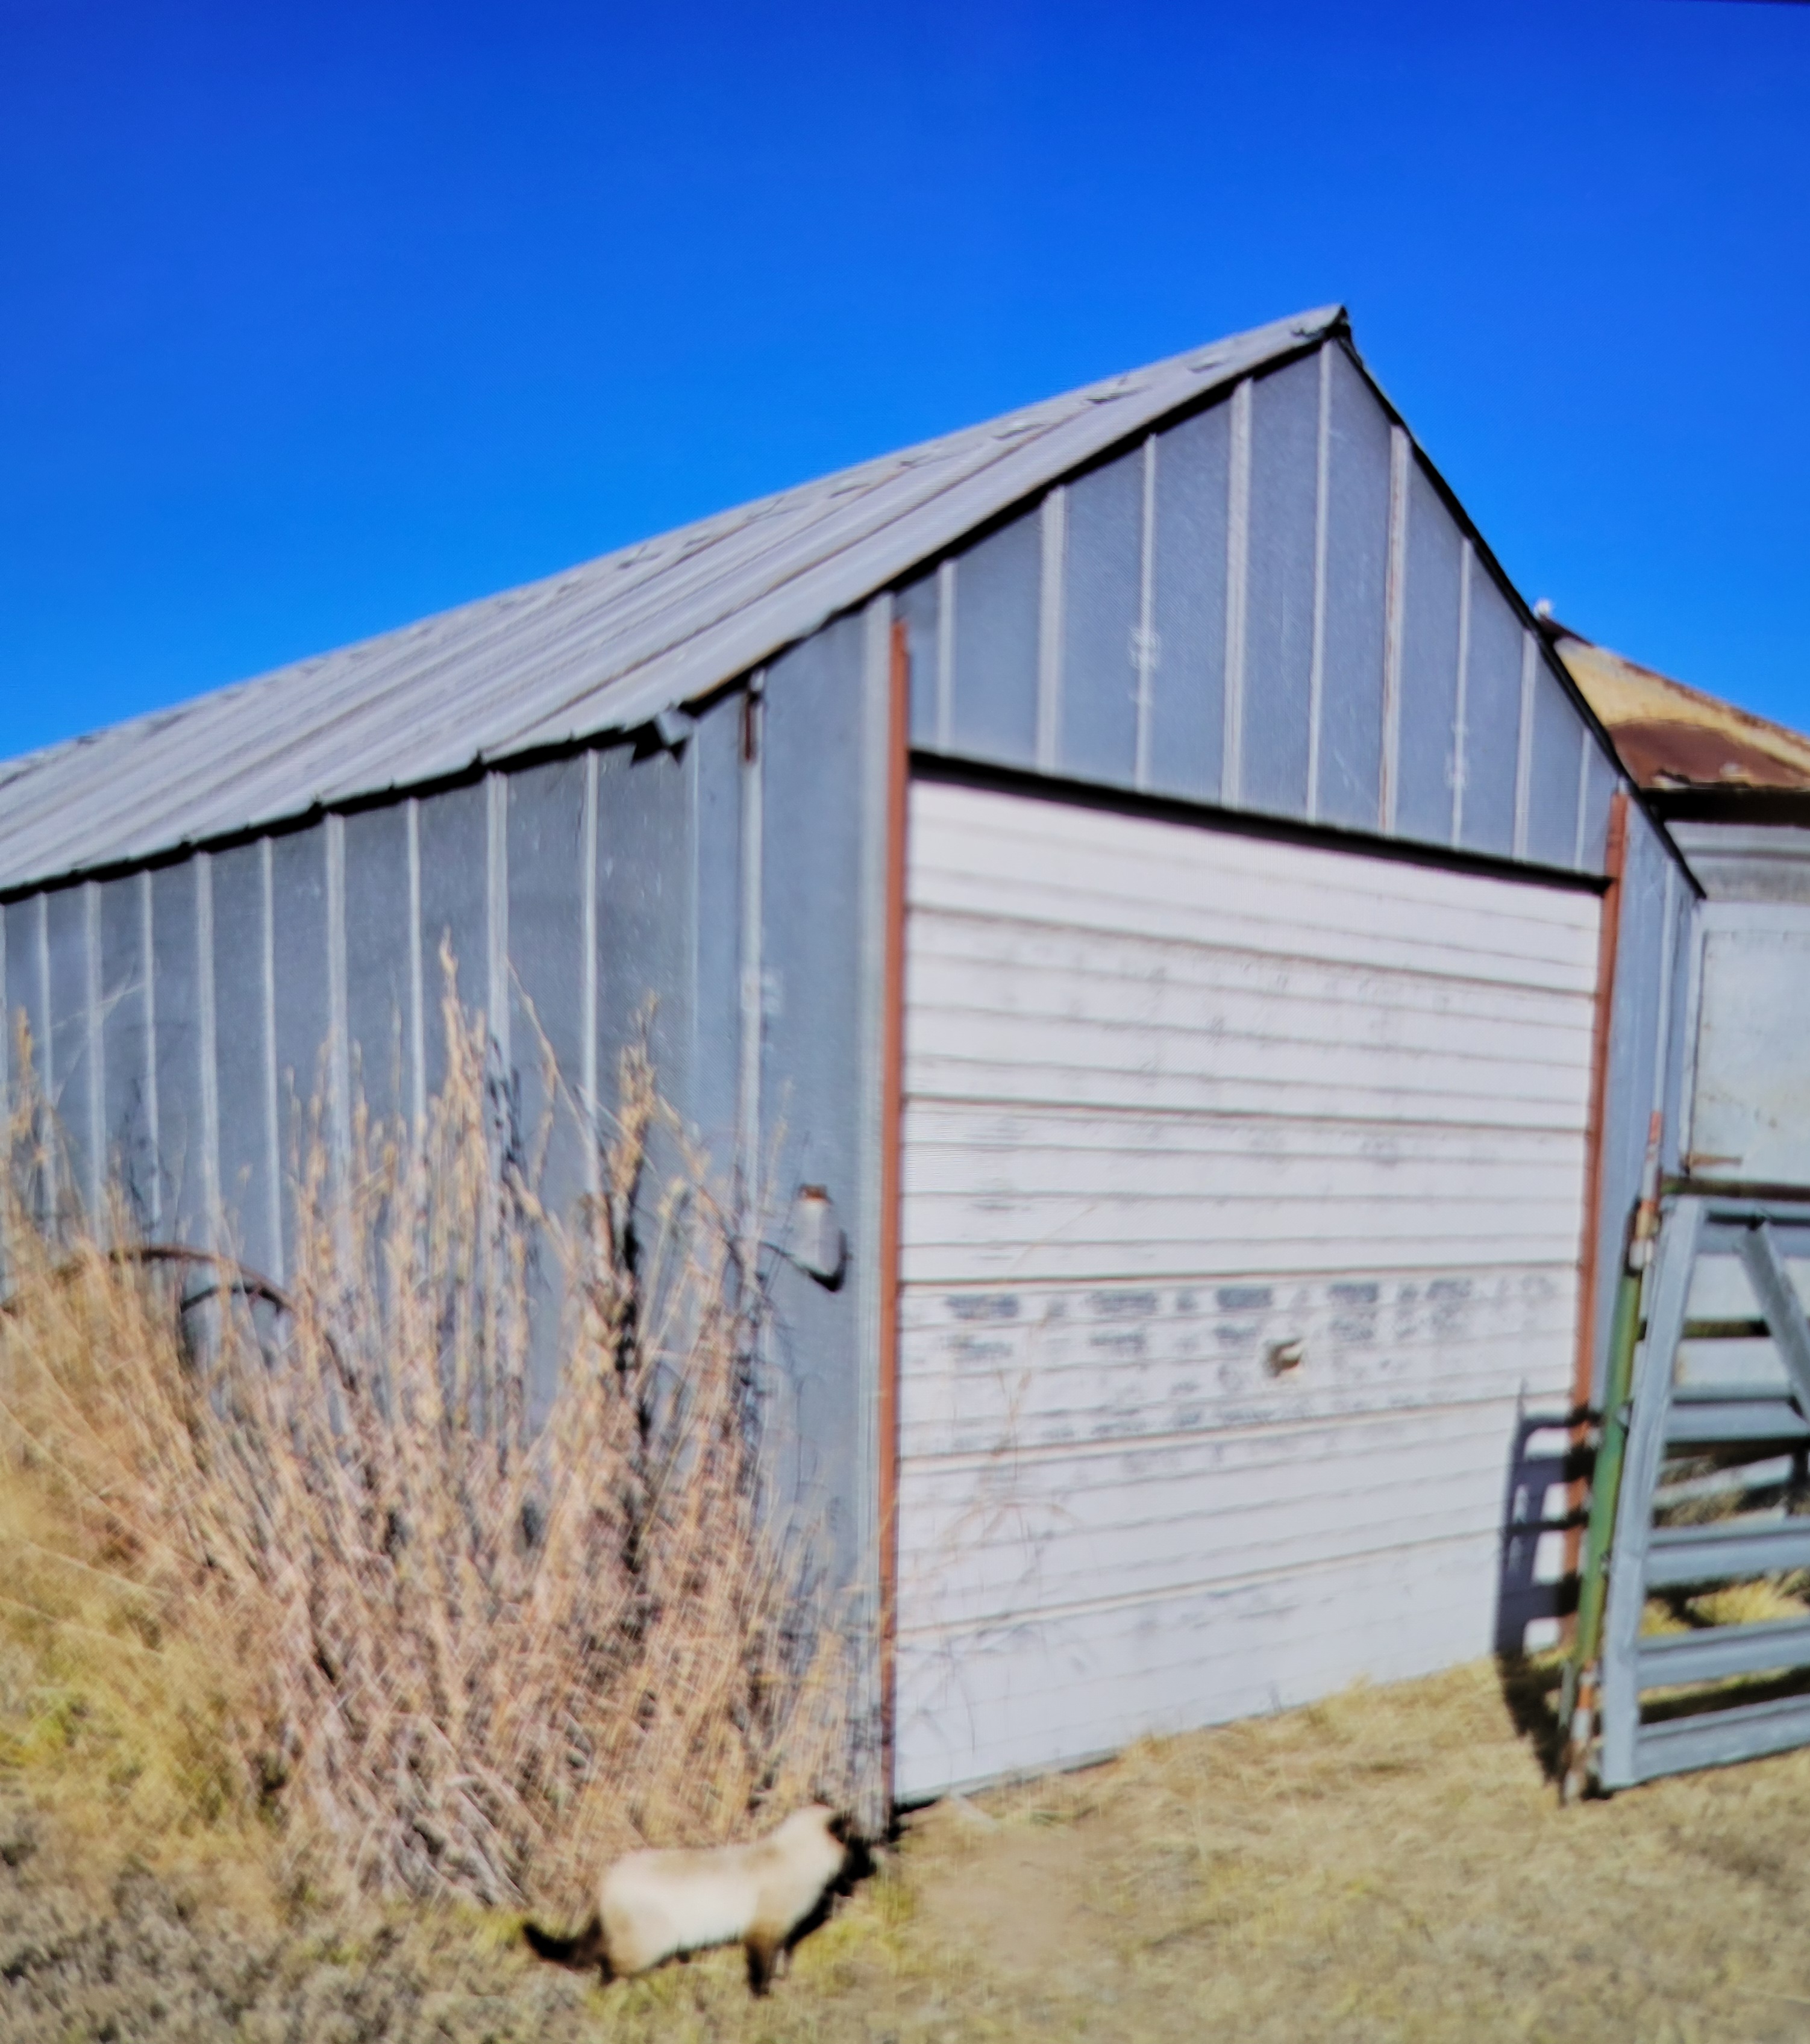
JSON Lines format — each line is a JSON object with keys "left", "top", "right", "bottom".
{"left": 1584, "top": 806, "right": 1696, "bottom": 1401}
{"left": 0, "top": 667, "right": 872, "bottom": 1505}
{"left": 893, "top": 780, "right": 1600, "bottom": 1796}
{"left": 757, "top": 611, "right": 872, "bottom": 1576}
{"left": 901, "top": 345, "right": 1614, "bottom": 878}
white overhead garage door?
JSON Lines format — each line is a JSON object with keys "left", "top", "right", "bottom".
{"left": 894, "top": 779, "right": 1601, "bottom": 1799}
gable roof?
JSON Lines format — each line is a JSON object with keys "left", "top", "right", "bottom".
{"left": 0, "top": 306, "right": 1342, "bottom": 896}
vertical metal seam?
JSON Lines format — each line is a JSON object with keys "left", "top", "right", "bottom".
{"left": 854, "top": 593, "right": 896, "bottom": 1827}
{"left": 1451, "top": 542, "right": 1473, "bottom": 848}
{"left": 687, "top": 719, "right": 702, "bottom": 1136}
{"left": 1221, "top": 377, "right": 1252, "bottom": 806}
{"left": 581, "top": 749, "right": 600, "bottom": 1198}
{"left": 1574, "top": 792, "right": 1629, "bottom": 1417}
{"left": 406, "top": 798, "right": 425, "bottom": 1135}
{"left": 1306, "top": 344, "right": 1332, "bottom": 824}
{"left": 34, "top": 895, "right": 54, "bottom": 1218}
{"left": 486, "top": 773, "right": 510, "bottom": 1075}
{"left": 1652, "top": 858, "right": 1679, "bottom": 1113}
{"left": 33, "top": 893, "right": 51, "bottom": 1104}
{"left": 737, "top": 678, "right": 765, "bottom": 1243}
{"left": 1036, "top": 487, "right": 1066, "bottom": 772}
{"left": 325, "top": 813, "right": 351, "bottom": 1178}
{"left": 1380, "top": 426, "right": 1410, "bottom": 834}
{"left": 1134, "top": 437, "right": 1157, "bottom": 792}
{"left": 196, "top": 854, "right": 221, "bottom": 1247}
{"left": 1571, "top": 718, "right": 1592, "bottom": 872}
{"left": 260, "top": 838, "right": 282, "bottom": 1284}
{"left": 1677, "top": 837, "right": 1708, "bottom": 1166}
{"left": 1514, "top": 631, "right": 1537, "bottom": 861}
{"left": 83, "top": 881, "right": 103, "bottom": 1224}
{"left": 0, "top": 907, "right": 7, "bottom": 1290}
{"left": 140, "top": 871, "right": 160, "bottom": 1231}
{"left": 934, "top": 560, "right": 956, "bottom": 754}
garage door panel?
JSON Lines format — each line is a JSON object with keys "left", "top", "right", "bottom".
{"left": 907, "top": 930, "right": 1599, "bottom": 1059}
{"left": 898, "top": 1269, "right": 1577, "bottom": 1459}
{"left": 895, "top": 1537, "right": 1502, "bottom": 1800}
{"left": 907, "top": 1012, "right": 1591, "bottom": 1116}
{"left": 903, "top": 1103, "right": 1592, "bottom": 1189}
{"left": 909, "top": 881, "right": 1597, "bottom": 990}
{"left": 902, "top": 1227, "right": 1585, "bottom": 1289}
{"left": 898, "top": 1410, "right": 1528, "bottom": 1634}
{"left": 903, "top": 1127, "right": 1588, "bottom": 1209}
{"left": 903, "top": 1054, "right": 1585, "bottom": 1128}
{"left": 911, "top": 788, "right": 1599, "bottom": 983}
{"left": 896, "top": 781, "right": 1597, "bottom": 1795}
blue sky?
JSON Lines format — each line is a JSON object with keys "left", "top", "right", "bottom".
{"left": 3, "top": 0, "right": 1808, "bottom": 761}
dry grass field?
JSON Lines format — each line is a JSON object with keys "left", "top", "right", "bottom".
{"left": 8, "top": 1016, "right": 1810, "bottom": 2039}
{"left": 11, "top": 1654, "right": 1810, "bottom": 2041}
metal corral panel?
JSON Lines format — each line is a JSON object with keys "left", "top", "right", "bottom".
{"left": 893, "top": 779, "right": 1600, "bottom": 1797}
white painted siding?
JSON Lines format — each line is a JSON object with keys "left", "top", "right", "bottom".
{"left": 895, "top": 780, "right": 1600, "bottom": 1798}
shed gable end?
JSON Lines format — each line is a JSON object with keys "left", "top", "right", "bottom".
{"left": 898, "top": 340, "right": 1619, "bottom": 875}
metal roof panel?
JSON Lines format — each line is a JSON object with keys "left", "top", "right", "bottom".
{"left": 0, "top": 305, "right": 1341, "bottom": 892}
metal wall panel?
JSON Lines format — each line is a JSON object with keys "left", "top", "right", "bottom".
{"left": 1241, "top": 356, "right": 1319, "bottom": 820}
{"left": 899, "top": 571, "right": 940, "bottom": 753}
{"left": 270, "top": 825, "right": 330, "bottom": 1247}
{"left": 4, "top": 898, "right": 47, "bottom": 1107}
{"left": 594, "top": 736, "right": 694, "bottom": 1143}
{"left": 1317, "top": 348, "right": 1390, "bottom": 834}
{"left": 44, "top": 886, "right": 95, "bottom": 1220}
{"left": 1687, "top": 905, "right": 1810, "bottom": 1185}
{"left": 760, "top": 614, "right": 868, "bottom": 1570}
{"left": 343, "top": 805, "right": 414, "bottom": 1128}
{"left": 1585, "top": 808, "right": 1693, "bottom": 1400}
{"left": 210, "top": 843, "right": 277, "bottom": 1277}
{"left": 507, "top": 760, "right": 587, "bottom": 1135}
{"left": 1580, "top": 743, "right": 1618, "bottom": 875}
{"left": 1526, "top": 664, "right": 1585, "bottom": 870}
{"left": 509, "top": 758, "right": 588, "bottom": 1423}
{"left": 416, "top": 783, "right": 489, "bottom": 1104}
{"left": 1659, "top": 862, "right": 1696, "bottom": 1171}
{"left": 1457, "top": 569, "right": 1523, "bottom": 858}
{"left": 99, "top": 875, "right": 157, "bottom": 1230}
{"left": 895, "top": 778, "right": 1600, "bottom": 1796}
{"left": 950, "top": 511, "right": 1041, "bottom": 769}
{"left": 1059, "top": 446, "right": 1144, "bottom": 788}
{"left": 1147, "top": 407, "right": 1229, "bottom": 803}
{"left": 1671, "top": 822, "right": 1810, "bottom": 905}
{"left": 686, "top": 693, "right": 745, "bottom": 1177}
{"left": 1395, "top": 464, "right": 1464, "bottom": 844}
{"left": 150, "top": 862, "right": 205, "bottom": 1244}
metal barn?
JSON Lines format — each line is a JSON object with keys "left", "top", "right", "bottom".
{"left": 0, "top": 306, "right": 1696, "bottom": 1809}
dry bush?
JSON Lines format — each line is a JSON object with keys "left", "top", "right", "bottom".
{"left": 0, "top": 981, "right": 849, "bottom": 1914}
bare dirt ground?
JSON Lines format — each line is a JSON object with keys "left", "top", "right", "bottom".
{"left": 11, "top": 1657, "right": 1810, "bottom": 2042}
